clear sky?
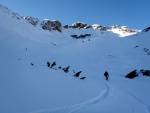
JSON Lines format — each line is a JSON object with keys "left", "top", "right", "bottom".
{"left": 0, "top": 0, "right": 149, "bottom": 29}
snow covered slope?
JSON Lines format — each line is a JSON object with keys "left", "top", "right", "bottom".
{"left": 0, "top": 4, "right": 150, "bottom": 113}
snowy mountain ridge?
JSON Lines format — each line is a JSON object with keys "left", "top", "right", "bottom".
{"left": 0, "top": 4, "right": 140, "bottom": 37}
{"left": 23, "top": 16, "right": 139, "bottom": 37}
{"left": 0, "top": 3, "right": 150, "bottom": 113}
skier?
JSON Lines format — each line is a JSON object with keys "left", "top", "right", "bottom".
{"left": 104, "top": 71, "right": 109, "bottom": 81}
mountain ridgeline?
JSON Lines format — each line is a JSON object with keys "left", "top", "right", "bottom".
{"left": 23, "top": 16, "right": 137, "bottom": 35}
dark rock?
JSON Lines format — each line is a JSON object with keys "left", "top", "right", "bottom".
{"left": 142, "top": 26, "right": 150, "bottom": 32}
{"left": 51, "top": 61, "right": 56, "bottom": 68}
{"left": 58, "top": 66, "right": 62, "bottom": 69}
{"left": 23, "top": 16, "right": 39, "bottom": 26}
{"left": 140, "top": 69, "right": 150, "bottom": 76}
{"left": 52, "top": 43, "right": 56, "bottom": 45}
{"left": 71, "top": 34, "right": 91, "bottom": 39}
{"left": 42, "top": 26, "right": 47, "bottom": 30}
{"left": 63, "top": 66, "right": 70, "bottom": 73}
{"left": 74, "top": 71, "right": 82, "bottom": 77}
{"left": 144, "top": 48, "right": 149, "bottom": 52}
{"left": 80, "top": 77, "right": 86, "bottom": 79}
{"left": 40, "top": 19, "right": 62, "bottom": 32}
{"left": 125, "top": 70, "right": 138, "bottom": 79}
{"left": 71, "top": 35, "right": 78, "bottom": 38}
{"left": 47, "top": 61, "right": 50, "bottom": 67}
{"left": 135, "top": 46, "right": 139, "bottom": 48}
{"left": 78, "top": 35, "right": 86, "bottom": 38}
{"left": 84, "top": 25, "right": 92, "bottom": 29}
{"left": 85, "top": 34, "right": 91, "bottom": 37}
{"left": 72, "top": 22, "right": 88, "bottom": 29}
{"left": 31, "top": 63, "right": 34, "bottom": 66}
{"left": 64, "top": 25, "right": 69, "bottom": 28}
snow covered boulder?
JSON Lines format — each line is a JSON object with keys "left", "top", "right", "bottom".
{"left": 125, "top": 70, "right": 138, "bottom": 79}
{"left": 71, "top": 35, "right": 78, "bottom": 38}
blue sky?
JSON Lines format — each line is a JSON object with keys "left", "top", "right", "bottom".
{"left": 0, "top": 0, "right": 149, "bottom": 29}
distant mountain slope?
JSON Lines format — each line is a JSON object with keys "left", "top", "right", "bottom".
{"left": 0, "top": 3, "right": 150, "bottom": 113}
{"left": 23, "top": 16, "right": 138, "bottom": 37}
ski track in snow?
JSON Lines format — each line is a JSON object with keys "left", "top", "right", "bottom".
{"left": 30, "top": 82, "right": 150, "bottom": 113}
{"left": 30, "top": 83, "right": 150, "bottom": 113}
{"left": 121, "top": 87, "right": 150, "bottom": 113}
{"left": 30, "top": 84, "right": 110, "bottom": 113}
{"left": 109, "top": 82, "right": 150, "bottom": 113}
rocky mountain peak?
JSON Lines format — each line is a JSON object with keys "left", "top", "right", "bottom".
{"left": 23, "top": 16, "right": 62, "bottom": 32}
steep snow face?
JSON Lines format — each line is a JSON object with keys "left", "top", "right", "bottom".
{"left": 0, "top": 4, "right": 150, "bottom": 113}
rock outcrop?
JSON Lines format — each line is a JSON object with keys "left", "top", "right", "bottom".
{"left": 23, "top": 16, "right": 40, "bottom": 26}
{"left": 143, "top": 26, "right": 150, "bottom": 32}
{"left": 23, "top": 16, "right": 62, "bottom": 32}
{"left": 23, "top": 16, "right": 137, "bottom": 34}
{"left": 125, "top": 70, "right": 138, "bottom": 79}
{"left": 41, "top": 19, "right": 62, "bottom": 32}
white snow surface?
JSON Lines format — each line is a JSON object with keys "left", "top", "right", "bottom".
{"left": 0, "top": 4, "right": 150, "bottom": 113}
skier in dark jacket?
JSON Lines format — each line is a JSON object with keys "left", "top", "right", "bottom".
{"left": 104, "top": 71, "right": 109, "bottom": 81}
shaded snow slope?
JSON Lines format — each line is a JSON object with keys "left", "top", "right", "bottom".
{"left": 0, "top": 4, "right": 150, "bottom": 113}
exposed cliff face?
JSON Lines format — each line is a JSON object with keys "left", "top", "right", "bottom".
{"left": 23, "top": 16, "right": 62, "bottom": 32}
{"left": 41, "top": 19, "right": 62, "bottom": 32}
{"left": 63, "top": 22, "right": 137, "bottom": 35}
{"left": 23, "top": 16, "right": 40, "bottom": 26}
{"left": 71, "top": 22, "right": 90, "bottom": 29}
{"left": 23, "top": 16, "right": 138, "bottom": 34}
